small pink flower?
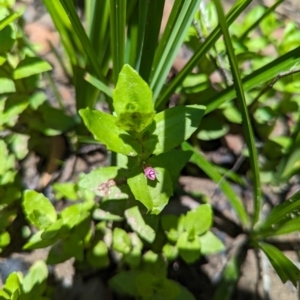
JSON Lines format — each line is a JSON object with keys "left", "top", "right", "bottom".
{"left": 144, "top": 166, "right": 156, "bottom": 180}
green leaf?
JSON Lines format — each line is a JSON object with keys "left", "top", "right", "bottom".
{"left": 2, "top": 272, "right": 21, "bottom": 298}
{"left": 10, "top": 134, "right": 29, "bottom": 160}
{"left": 23, "top": 190, "right": 57, "bottom": 229}
{"left": 154, "top": 148, "right": 192, "bottom": 184}
{"left": 0, "top": 77, "right": 15, "bottom": 93}
{"left": 0, "top": 140, "right": 8, "bottom": 175}
{"left": 127, "top": 164, "right": 173, "bottom": 214}
{"left": 223, "top": 104, "right": 242, "bottom": 123}
{"left": 199, "top": 231, "right": 225, "bottom": 255}
{"left": 182, "top": 73, "right": 209, "bottom": 94}
{"left": 141, "top": 251, "right": 167, "bottom": 278}
{"left": 0, "top": 231, "right": 10, "bottom": 248}
{"left": 52, "top": 182, "right": 78, "bottom": 200}
{"left": 13, "top": 57, "right": 52, "bottom": 79}
{"left": 0, "top": 289, "right": 10, "bottom": 299}
{"left": 184, "top": 204, "right": 213, "bottom": 236}
{"left": 124, "top": 206, "right": 156, "bottom": 243}
{"left": 197, "top": 118, "right": 229, "bottom": 141}
{"left": 46, "top": 242, "right": 69, "bottom": 265}
{"left": 110, "top": 270, "right": 195, "bottom": 299}
{"left": 87, "top": 240, "right": 110, "bottom": 268}
{"left": 259, "top": 242, "right": 300, "bottom": 287}
{"left": 28, "top": 91, "right": 48, "bottom": 109}
{"left": 41, "top": 219, "right": 63, "bottom": 240}
{"left": 112, "top": 227, "right": 131, "bottom": 254}
{"left": 171, "top": 282, "right": 196, "bottom": 300}
{"left": 0, "top": 208, "right": 16, "bottom": 232}
{"left": 0, "top": 95, "right": 29, "bottom": 126}
{"left": 23, "top": 230, "right": 58, "bottom": 250}
{"left": 124, "top": 232, "right": 143, "bottom": 267}
{"left": 0, "top": 185, "right": 21, "bottom": 206}
{"left": 153, "top": 278, "right": 182, "bottom": 300}
{"left": 79, "top": 107, "right": 142, "bottom": 156}
{"left": 135, "top": 271, "right": 155, "bottom": 297}
{"left": 113, "top": 64, "right": 155, "bottom": 132}
{"left": 21, "top": 261, "right": 48, "bottom": 296}
{"left": 162, "top": 243, "right": 178, "bottom": 261}
{"left": 62, "top": 235, "right": 84, "bottom": 261}
{"left": 93, "top": 203, "right": 125, "bottom": 222}
{"left": 78, "top": 166, "right": 130, "bottom": 199}
{"left": 60, "top": 203, "right": 90, "bottom": 230}
{"left": 0, "top": 56, "right": 6, "bottom": 66}
{"left": 0, "top": 25, "right": 15, "bottom": 54}
{"left": 142, "top": 105, "right": 206, "bottom": 155}
{"left": 177, "top": 231, "right": 201, "bottom": 264}
{"left": 161, "top": 214, "right": 184, "bottom": 243}
{"left": 109, "top": 270, "right": 142, "bottom": 297}
{"left": 26, "top": 103, "right": 75, "bottom": 136}
{"left": 135, "top": 272, "right": 182, "bottom": 299}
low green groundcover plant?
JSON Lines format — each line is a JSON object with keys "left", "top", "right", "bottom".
{"left": 1, "top": 0, "right": 300, "bottom": 299}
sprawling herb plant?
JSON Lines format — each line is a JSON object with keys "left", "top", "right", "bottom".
{"left": 1, "top": 0, "right": 300, "bottom": 299}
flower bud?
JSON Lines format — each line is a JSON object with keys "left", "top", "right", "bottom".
{"left": 144, "top": 166, "right": 156, "bottom": 180}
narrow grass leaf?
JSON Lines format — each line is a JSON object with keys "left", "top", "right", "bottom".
{"left": 85, "top": 0, "right": 110, "bottom": 61}
{"left": 150, "top": 0, "right": 202, "bottom": 100}
{"left": 84, "top": 73, "right": 113, "bottom": 98}
{"left": 110, "top": 0, "right": 127, "bottom": 84}
{"left": 156, "top": 0, "right": 252, "bottom": 110}
{"left": 258, "top": 190, "right": 300, "bottom": 231}
{"left": 0, "top": 12, "right": 21, "bottom": 31}
{"left": 43, "top": 0, "right": 79, "bottom": 65}
{"left": 59, "top": 0, "right": 108, "bottom": 84}
{"left": 138, "top": 0, "right": 165, "bottom": 82}
{"left": 205, "top": 46, "right": 300, "bottom": 113}
{"left": 239, "top": 0, "right": 285, "bottom": 41}
{"left": 259, "top": 242, "right": 300, "bottom": 287}
{"left": 214, "top": 0, "right": 261, "bottom": 226}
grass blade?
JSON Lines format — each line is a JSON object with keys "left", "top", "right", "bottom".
{"left": 84, "top": 73, "right": 113, "bottom": 98}
{"left": 138, "top": 0, "right": 165, "bottom": 82}
{"left": 205, "top": 46, "right": 300, "bottom": 113}
{"left": 59, "top": 0, "right": 108, "bottom": 84}
{"left": 0, "top": 11, "right": 21, "bottom": 31}
{"left": 214, "top": 0, "right": 261, "bottom": 227}
{"left": 125, "top": 3, "right": 140, "bottom": 67}
{"left": 239, "top": 0, "right": 285, "bottom": 41}
{"left": 43, "top": 0, "right": 78, "bottom": 65}
{"left": 85, "top": 0, "right": 110, "bottom": 61}
{"left": 110, "top": 0, "right": 127, "bottom": 84}
{"left": 155, "top": 0, "right": 252, "bottom": 110}
{"left": 150, "top": 0, "right": 202, "bottom": 100}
